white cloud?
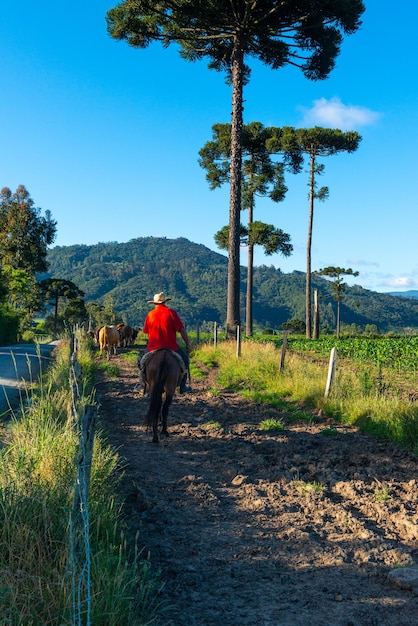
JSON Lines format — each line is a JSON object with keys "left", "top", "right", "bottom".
{"left": 367, "top": 275, "right": 418, "bottom": 292}
{"left": 298, "top": 97, "right": 382, "bottom": 130}
{"left": 386, "top": 276, "right": 418, "bottom": 288}
{"left": 355, "top": 270, "right": 418, "bottom": 293}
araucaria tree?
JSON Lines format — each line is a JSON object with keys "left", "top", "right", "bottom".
{"left": 39, "top": 279, "right": 85, "bottom": 335}
{"left": 199, "top": 122, "right": 298, "bottom": 336}
{"left": 316, "top": 266, "right": 359, "bottom": 338}
{"left": 106, "top": 0, "right": 365, "bottom": 338}
{"left": 294, "top": 128, "right": 362, "bottom": 339}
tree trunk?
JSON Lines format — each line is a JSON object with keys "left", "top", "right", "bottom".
{"left": 305, "top": 152, "right": 315, "bottom": 339}
{"left": 336, "top": 300, "right": 341, "bottom": 339}
{"left": 226, "top": 36, "right": 244, "bottom": 339}
{"left": 246, "top": 176, "right": 254, "bottom": 337}
{"left": 246, "top": 242, "right": 254, "bottom": 337}
{"left": 313, "top": 288, "right": 319, "bottom": 339}
{"left": 53, "top": 290, "right": 59, "bottom": 335}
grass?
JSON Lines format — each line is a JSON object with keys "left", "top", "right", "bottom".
{"left": 99, "top": 361, "right": 121, "bottom": 378}
{"left": 371, "top": 480, "right": 394, "bottom": 503}
{"left": 189, "top": 361, "right": 207, "bottom": 379}
{"left": 120, "top": 348, "right": 141, "bottom": 367}
{"left": 259, "top": 418, "right": 284, "bottom": 432}
{"left": 320, "top": 426, "right": 339, "bottom": 435}
{"left": 0, "top": 332, "right": 165, "bottom": 625}
{"left": 192, "top": 340, "right": 418, "bottom": 452}
{"left": 291, "top": 478, "right": 325, "bottom": 495}
{"left": 205, "top": 419, "right": 222, "bottom": 431}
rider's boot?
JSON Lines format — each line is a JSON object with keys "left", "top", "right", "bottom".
{"left": 179, "top": 373, "right": 192, "bottom": 393}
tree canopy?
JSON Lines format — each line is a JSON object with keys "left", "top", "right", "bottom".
{"left": 316, "top": 266, "right": 360, "bottom": 338}
{"left": 0, "top": 186, "right": 57, "bottom": 339}
{"left": 282, "top": 128, "right": 362, "bottom": 338}
{"left": 106, "top": 0, "right": 365, "bottom": 337}
{"left": 39, "top": 278, "right": 85, "bottom": 335}
{"left": 0, "top": 185, "right": 56, "bottom": 274}
{"left": 200, "top": 121, "right": 297, "bottom": 334}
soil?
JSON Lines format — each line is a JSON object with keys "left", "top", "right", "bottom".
{"left": 97, "top": 353, "right": 418, "bottom": 626}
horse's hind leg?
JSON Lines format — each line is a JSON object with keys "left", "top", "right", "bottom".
{"left": 148, "top": 413, "right": 159, "bottom": 443}
{"left": 152, "top": 416, "right": 159, "bottom": 443}
{"left": 145, "top": 409, "right": 159, "bottom": 443}
{"left": 161, "top": 394, "right": 173, "bottom": 437}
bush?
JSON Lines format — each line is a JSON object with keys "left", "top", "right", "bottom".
{"left": 281, "top": 318, "right": 305, "bottom": 334}
{"left": 0, "top": 305, "right": 20, "bottom": 344}
{"left": 261, "top": 328, "right": 276, "bottom": 335}
{"left": 21, "top": 330, "right": 36, "bottom": 343}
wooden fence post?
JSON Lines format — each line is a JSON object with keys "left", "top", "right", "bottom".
{"left": 236, "top": 325, "right": 241, "bottom": 357}
{"left": 280, "top": 331, "right": 288, "bottom": 372}
{"left": 213, "top": 322, "right": 218, "bottom": 349}
{"left": 324, "top": 347, "right": 338, "bottom": 399}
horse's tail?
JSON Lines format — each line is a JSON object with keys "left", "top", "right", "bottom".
{"left": 146, "top": 353, "right": 169, "bottom": 428}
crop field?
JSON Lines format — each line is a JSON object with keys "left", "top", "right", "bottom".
{"left": 284, "top": 336, "right": 418, "bottom": 374}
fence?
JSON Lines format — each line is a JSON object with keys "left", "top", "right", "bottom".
{"left": 68, "top": 331, "right": 97, "bottom": 626}
{"left": 207, "top": 324, "right": 338, "bottom": 398}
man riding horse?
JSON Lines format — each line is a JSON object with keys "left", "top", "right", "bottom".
{"left": 139, "top": 292, "right": 191, "bottom": 393}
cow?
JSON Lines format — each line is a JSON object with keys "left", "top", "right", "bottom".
{"left": 131, "top": 327, "right": 139, "bottom": 344}
{"left": 116, "top": 324, "right": 139, "bottom": 348}
{"left": 98, "top": 325, "right": 120, "bottom": 359}
{"left": 120, "top": 324, "right": 136, "bottom": 347}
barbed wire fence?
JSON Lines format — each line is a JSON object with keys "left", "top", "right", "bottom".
{"left": 67, "top": 330, "right": 97, "bottom": 626}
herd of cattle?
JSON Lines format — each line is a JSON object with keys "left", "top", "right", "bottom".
{"left": 92, "top": 323, "right": 140, "bottom": 358}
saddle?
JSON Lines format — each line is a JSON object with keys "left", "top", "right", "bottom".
{"left": 139, "top": 348, "right": 187, "bottom": 380}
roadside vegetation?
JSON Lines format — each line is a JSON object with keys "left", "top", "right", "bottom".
{"left": 0, "top": 334, "right": 164, "bottom": 626}
{"left": 192, "top": 337, "right": 418, "bottom": 453}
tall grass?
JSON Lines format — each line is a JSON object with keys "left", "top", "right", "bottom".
{"left": 0, "top": 334, "right": 164, "bottom": 625}
{"left": 193, "top": 340, "right": 418, "bottom": 452}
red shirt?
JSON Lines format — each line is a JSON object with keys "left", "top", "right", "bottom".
{"left": 143, "top": 304, "right": 184, "bottom": 352}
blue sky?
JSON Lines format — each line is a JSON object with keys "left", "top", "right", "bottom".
{"left": 1, "top": 1, "right": 417, "bottom": 294}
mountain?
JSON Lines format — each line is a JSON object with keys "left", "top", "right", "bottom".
{"left": 390, "top": 290, "right": 418, "bottom": 299}
{"left": 43, "top": 237, "right": 418, "bottom": 333}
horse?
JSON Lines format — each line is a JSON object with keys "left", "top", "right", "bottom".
{"left": 144, "top": 349, "right": 183, "bottom": 443}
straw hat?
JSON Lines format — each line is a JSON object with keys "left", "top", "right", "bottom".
{"left": 147, "top": 292, "right": 171, "bottom": 304}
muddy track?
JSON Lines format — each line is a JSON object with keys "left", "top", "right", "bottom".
{"left": 97, "top": 354, "right": 417, "bottom": 626}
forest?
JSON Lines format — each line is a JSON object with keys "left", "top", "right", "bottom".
{"left": 42, "top": 236, "right": 418, "bottom": 335}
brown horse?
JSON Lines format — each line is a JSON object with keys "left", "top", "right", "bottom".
{"left": 144, "top": 349, "right": 183, "bottom": 443}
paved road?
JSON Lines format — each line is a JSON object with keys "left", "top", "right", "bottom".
{"left": 0, "top": 343, "right": 58, "bottom": 419}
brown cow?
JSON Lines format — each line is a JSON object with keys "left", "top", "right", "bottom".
{"left": 119, "top": 324, "right": 134, "bottom": 347}
{"left": 116, "top": 324, "right": 138, "bottom": 348}
{"left": 131, "top": 327, "right": 139, "bottom": 344}
{"left": 98, "top": 325, "right": 120, "bottom": 359}
{"left": 116, "top": 323, "right": 127, "bottom": 348}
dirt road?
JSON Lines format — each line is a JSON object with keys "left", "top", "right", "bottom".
{"left": 97, "top": 355, "right": 417, "bottom": 626}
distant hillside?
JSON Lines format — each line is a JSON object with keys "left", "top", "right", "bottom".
{"left": 43, "top": 237, "right": 418, "bottom": 333}
{"left": 390, "top": 290, "right": 418, "bottom": 299}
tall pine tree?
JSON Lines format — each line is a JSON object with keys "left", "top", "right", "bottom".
{"left": 106, "top": 0, "right": 365, "bottom": 337}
